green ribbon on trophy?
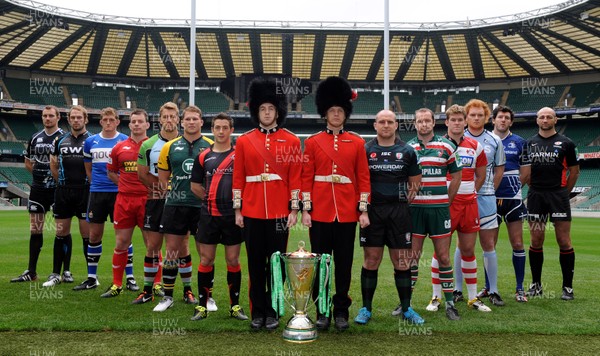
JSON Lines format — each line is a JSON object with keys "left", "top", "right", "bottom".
{"left": 271, "top": 251, "right": 285, "bottom": 317}
{"left": 318, "top": 253, "right": 332, "bottom": 318}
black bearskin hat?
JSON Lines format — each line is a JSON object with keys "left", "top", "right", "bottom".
{"left": 315, "top": 76, "right": 355, "bottom": 119}
{"left": 247, "top": 77, "right": 287, "bottom": 126}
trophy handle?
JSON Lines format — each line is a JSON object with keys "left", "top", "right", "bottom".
{"left": 270, "top": 252, "right": 285, "bottom": 317}
{"left": 315, "top": 253, "right": 332, "bottom": 317}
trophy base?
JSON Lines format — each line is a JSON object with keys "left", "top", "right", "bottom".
{"left": 282, "top": 314, "right": 318, "bottom": 343}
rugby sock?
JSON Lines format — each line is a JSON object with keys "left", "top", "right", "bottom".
{"left": 112, "top": 249, "right": 128, "bottom": 287}
{"left": 143, "top": 256, "right": 158, "bottom": 294}
{"left": 559, "top": 249, "right": 575, "bottom": 289}
{"left": 529, "top": 247, "right": 544, "bottom": 285}
{"left": 87, "top": 242, "right": 102, "bottom": 280}
{"left": 453, "top": 247, "right": 463, "bottom": 292}
{"left": 462, "top": 255, "right": 478, "bottom": 301}
{"left": 512, "top": 249, "right": 526, "bottom": 291}
{"left": 431, "top": 253, "right": 442, "bottom": 299}
{"left": 410, "top": 265, "right": 419, "bottom": 291}
{"left": 28, "top": 233, "right": 43, "bottom": 274}
{"left": 483, "top": 250, "right": 499, "bottom": 293}
{"left": 439, "top": 266, "right": 455, "bottom": 306}
{"left": 162, "top": 259, "right": 179, "bottom": 298}
{"left": 52, "top": 236, "right": 65, "bottom": 274}
{"left": 125, "top": 244, "right": 134, "bottom": 279}
{"left": 483, "top": 267, "right": 490, "bottom": 292}
{"left": 62, "top": 234, "right": 72, "bottom": 272}
{"left": 227, "top": 264, "right": 242, "bottom": 306}
{"left": 154, "top": 251, "right": 163, "bottom": 285}
{"left": 82, "top": 237, "right": 89, "bottom": 262}
{"left": 179, "top": 255, "right": 193, "bottom": 293}
{"left": 208, "top": 265, "right": 215, "bottom": 298}
{"left": 197, "top": 264, "right": 213, "bottom": 308}
{"left": 394, "top": 269, "right": 412, "bottom": 313}
{"left": 361, "top": 267, "right": 378, "bottom": 311}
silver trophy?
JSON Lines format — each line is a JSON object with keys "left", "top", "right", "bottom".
{"left": 271, "top": 241, "right": 330, "bottom": 343}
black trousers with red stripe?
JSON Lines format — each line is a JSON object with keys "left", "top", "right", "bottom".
{"left": 243, "top": 217, "right": 289, "bottom": 320}
{"left": 310, "top": 220, "right": 357, "bottom": 319}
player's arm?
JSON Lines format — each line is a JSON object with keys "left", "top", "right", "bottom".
{"left": 474, "top": 165, "right": 487, "bottom": 192}
{"left": 137, "top": 143, "right": 157, "bottom": 189}
{"left": 107, "top": 170, "right": 119, "bottom": 186}
{"left": 519, "top": 164, "right": 531, "bottom": 187}
{"left": 447, "top": 170, "right": 462, "bottom": 204}
{"left": 190, "top": 153, "right": 205, "bottom": 200}
{"left": 24, "top": 138, "right": 34, "bottom": 173}
{"left": 566, "top": 165, "right": 580, "bottom": 193}
{"left": 84, "top": 162, "right": 92, "bottom": 182}
{"left": 493, "top": 165, "right": 505, "bottom": 190}
{"left": 407, "top": 174, "right": 422, "bottom": 204}
{"left": 50, "top": 154, "right": 59, "bottom": 182}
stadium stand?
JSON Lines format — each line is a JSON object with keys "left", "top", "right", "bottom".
{"left": 569, "top": 83, "right": 600, "bottom": 107}
{"left": 68, "top": 84, "right": 121, "bottom": 109}
{"left": 194, "top": 90, "right": 230, "bottom": 113}
{"left": 0, "top": 141, "right": 25, "bottom": 155}
{"left": 0, "top": 166, "right": 32, "bottom": 185}
{"left": 3, "top": 78, "right": 67, "bottom": 107}
{"left": 505, "top": 85, "right": 567, "bottom": 112}
{"left": 3, "top": 117, "right": 38, "bottom": 141}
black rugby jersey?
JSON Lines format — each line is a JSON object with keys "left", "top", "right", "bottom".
{"left": 52, "top": 131, "right": 91, "bottom": 187}
{"left": 25, "top": 128, "right": 64, "bottom": 189}
{"left": 190, "top": 146, "right": 235, "bottom": 216}
{"left": 525, "top": 132, "right": 578, "bottom": 191}
{"left": 365, "top": 137, "right": 420, "bottom": 204}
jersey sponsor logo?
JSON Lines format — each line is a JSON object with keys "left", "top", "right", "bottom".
{"left": 91, "top": 148, "right": 112, "bottom": 162}
{"left": 174, "top": 146, "right": 185, "bottom": 151}
{"left": 182, "top": 158, "right": 194, "bottom": 174}
{"left": 124, "top": 161, "right": 138, "bottom": 172}
{"left": 459, "top": 156, "right": 474, "bottom": 167}
{"left": 381, "top": 151, "right": 391, "bottom": 156}
{"left": 422, "top": 167, "right": 442, "bottom": 175}
{"left": 60, "top": 146, "right": 83, "bottom": 154}
{"left": 204, "top": 156, "right": 217, "bottom": 162}
{"left": 122, "top": 146, "right": 132, "bottom": 150}
{"left": 551, "top": 212, "right": 567, "bottom": 218}
{"left": 370, "top": 152, "right": 377, "bottom": 159}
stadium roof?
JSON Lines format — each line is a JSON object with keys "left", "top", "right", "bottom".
{"left": 0, "top": 0, "right": 598, "bottom": 85}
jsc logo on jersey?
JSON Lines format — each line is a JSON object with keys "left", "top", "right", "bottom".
{"left": 182, "top": 158, "right": 195, "bottom": 174}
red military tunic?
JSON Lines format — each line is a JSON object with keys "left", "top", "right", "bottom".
{"left": 302, "top": 129, "right": 371, "bottom": 222}
{"left": 232, "top": 127, "right": 302, "bottom": 219}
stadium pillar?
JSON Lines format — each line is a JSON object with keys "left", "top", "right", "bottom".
{"left": 189, "top": 0, "right": 196, "bottom": 106}
{"left": 384, "top": 0, "right": 389, "bottom": 110}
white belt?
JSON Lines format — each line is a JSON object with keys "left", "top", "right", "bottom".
{"left": 314, "top": 174, "right": 352, "bottom": 184}
{"left": 246, "top": 173, "right": 282, "bottom": 182}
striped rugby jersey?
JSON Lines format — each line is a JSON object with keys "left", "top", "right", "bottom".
{"left": 407, "top": 134, "right": 461, "bottom": 208}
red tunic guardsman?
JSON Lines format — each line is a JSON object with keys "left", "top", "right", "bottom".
{"left": 301, "top": 76, "right": 371, "bottom": 331}
{"left": 232, "top": 77, "right": 302, "bottom": 331}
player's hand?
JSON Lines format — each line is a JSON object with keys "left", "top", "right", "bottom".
{"left": 287, "top": 211, "right": 298, "bottom": 228}
{"left": 359, "top": 211, "right": 370, "bottom": 228}
{"left": 301, "top": 211, "right": 312, "bottom": 228}
{"left": 235, "top": 210, "right": 244, "bottom": 228}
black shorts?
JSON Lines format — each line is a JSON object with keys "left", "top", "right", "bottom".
{"left": 143, "top": 199, "right": 166, "bottom": 232}
{"left": 195, "top": 214, "right": 243, "bottom": 245}
{"left": 53, "top": 186, "right": 89, "bottom": 220}
{"left": 28, "top": 187, "right": 55, "bottom": 214}
{"left": 359, "top": 203, "right": 412, "bottom": 249}
{"left": 496, "top": 199, "right": 527, "bottom": 225}
{"left": 527, "top": 188, "right": 571, "bottom": 222}
{"left": 160, "top": 205, "right": 201, "bottom": 236}
{"left": 87, "top": 192, "right": 117, "bottom": 224}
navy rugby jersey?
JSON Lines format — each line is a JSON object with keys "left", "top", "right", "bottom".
{"left": 52, "top": 131, "right": 91, "bottom": 187}
{"left": 496, "top": 132, "right": 530, "bottom": 199}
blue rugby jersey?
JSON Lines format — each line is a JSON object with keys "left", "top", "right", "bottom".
{"left": 496, "top": 132, "right": 530, "bottom": 199}
{"left": 83, "top": 132, "right": 127, "bottom": 192}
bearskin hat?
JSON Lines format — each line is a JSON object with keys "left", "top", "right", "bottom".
{"left": 247, "top": 77, "right": 287, "bottom": 126}
{"left": 315, "top": 76, "right": 355, "bottom": 119}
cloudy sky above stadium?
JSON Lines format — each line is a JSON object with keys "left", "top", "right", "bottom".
{"left": 39, "top": 0, "right": 563, "bottom": 23}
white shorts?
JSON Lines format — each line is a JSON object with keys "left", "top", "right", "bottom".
{"left": 477, "top": 195, "right": 498, "bottom": 230}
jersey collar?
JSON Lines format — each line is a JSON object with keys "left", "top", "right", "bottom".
{"left": 259, "top": 126, "right": 278, "bottom": 134}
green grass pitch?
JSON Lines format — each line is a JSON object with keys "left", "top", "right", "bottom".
{"left": 0, "top": 210, "right": 599, "bottom": 355}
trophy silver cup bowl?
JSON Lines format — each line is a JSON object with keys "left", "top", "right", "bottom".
{"left": 278, "top": 242, "right": 320, "bottom": 343}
